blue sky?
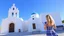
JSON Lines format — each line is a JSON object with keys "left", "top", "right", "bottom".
{"left": 0, "top": 0, "right": 64, "bottom": 24}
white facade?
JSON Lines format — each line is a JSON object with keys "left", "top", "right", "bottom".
{"left": 1, "top": 4, "right": 23, "bottom": 34}
{"left": 1, "top": 4, "right": 62, "bottom": 34}
{"left": 27, "top": 13, "right": 44, "bottom": 32}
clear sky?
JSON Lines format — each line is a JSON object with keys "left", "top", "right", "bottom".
{"left": 0, "top": 0, "right": 64, "bottom": 24}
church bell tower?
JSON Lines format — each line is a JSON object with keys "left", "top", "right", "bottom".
{"left": 8, "top": 4, "right": 19, "bottom": 18}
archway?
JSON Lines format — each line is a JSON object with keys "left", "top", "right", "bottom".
{"left": 9, "top": 23, "right": 15, "bottom": 32}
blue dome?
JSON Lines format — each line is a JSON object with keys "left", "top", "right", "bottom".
{"left": 31, "top": 13, "right": 39, "bottom": 18}
{"left": 31, "top": 13, "right": 36, "bottom": 15}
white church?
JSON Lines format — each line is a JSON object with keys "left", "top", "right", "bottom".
{"left": 0, "top": 4, "right": 63, "bottom": 34}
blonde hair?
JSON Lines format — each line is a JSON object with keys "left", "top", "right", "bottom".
{"left": 46, "top": 14, "right": 55, "bottom": 25}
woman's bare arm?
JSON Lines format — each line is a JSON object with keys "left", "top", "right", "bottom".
{"left": 44, "top": 24, "right": 47, "bottom": 30}
{"left": 53, "top": 24, "right": 56, "bottom": 29}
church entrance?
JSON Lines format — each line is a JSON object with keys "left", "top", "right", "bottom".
{"left": 9, "top": 23, "right": 15, "bottom": 33}
{"left": 32, "top": 23, "right": 36, "bottom": 29}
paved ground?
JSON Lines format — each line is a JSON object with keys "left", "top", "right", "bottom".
{"left": 27, "top": 33, "right": 64, "bottom": 36}
{"left": 0, "top": 33, "right": 64, "bottom": 36}
{"left": 0, "top": 31, "right": 64, "bottom": 36}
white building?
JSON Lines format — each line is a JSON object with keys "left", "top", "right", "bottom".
{"left": 1, "top": 4, "right": 62, "bottom": 34}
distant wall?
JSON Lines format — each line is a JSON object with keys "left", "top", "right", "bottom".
{"left": 40, "top": 12, "right": 62, "bottom": 26}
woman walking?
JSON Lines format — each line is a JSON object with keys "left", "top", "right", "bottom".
{"left": 44, "top": 14, "right": 58, "bottom": 36}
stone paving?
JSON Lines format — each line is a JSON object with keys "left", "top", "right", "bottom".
{"left": 0, "top": 31, "right": 64, "bottom": 36}
{"left": 0, "top": 33, "right": 64, "bottom": 36}
{"left": 27, "top": 33, "right": 64, "bottom": 36}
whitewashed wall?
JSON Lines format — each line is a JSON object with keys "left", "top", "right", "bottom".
{"left": 1, "top": 17, "right": 23, "bottom": 34}
{"left": 40, "top": 12, "right": 62, "bottom": 26}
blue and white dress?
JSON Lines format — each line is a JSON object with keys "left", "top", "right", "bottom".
{"left": 46, "top": 24, "right": 58, "bottom": 36}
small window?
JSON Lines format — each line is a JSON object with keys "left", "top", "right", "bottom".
{"left": 13, "top": 8, "right": 14, "bottom": 10}
{"left": 32, "top": 18, "right": 34, "bottom": 20}
{"left": 16, "top": 13, "right": 17, "bottom": 16}
{"left": 12, "top": 13, "right": 14, "bottom": 16}
{"left": 33, "top": 23, "right": 36, "bottom": 29}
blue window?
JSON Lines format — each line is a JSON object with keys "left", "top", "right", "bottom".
{"left": 16, "top": 13, "right": 17, "bottom": 16}
{"left": 32, "top": 18, "right": 34, "bottom": 20}
{"left": 12, "top": 13, "right": 14, "bottom": 16}
{"left": 13, "top": 8, "right": 14, "bottom": 10}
